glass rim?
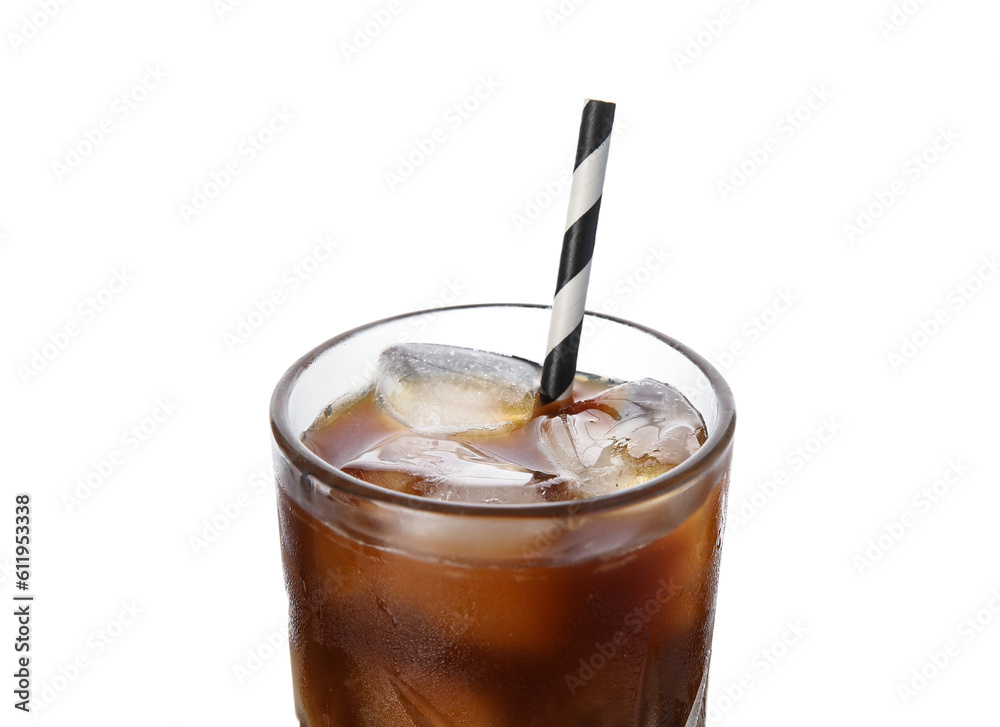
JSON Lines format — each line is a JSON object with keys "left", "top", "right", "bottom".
{"left": 270, "top": 303, "right": 736, "bottom": 518}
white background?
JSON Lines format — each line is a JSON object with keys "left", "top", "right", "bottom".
{"left": 2, "top": 0, "right": 999, "bottom": 725}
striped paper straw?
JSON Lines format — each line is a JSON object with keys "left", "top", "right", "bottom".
{"left": 539, "top": 99, "right": 616, "bottom": 405}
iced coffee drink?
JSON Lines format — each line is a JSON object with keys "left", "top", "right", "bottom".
{"left": 271, "top": 305, "right": 735, "bottom": 726}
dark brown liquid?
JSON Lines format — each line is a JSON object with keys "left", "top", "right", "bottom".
{"left": 304, "top": 378, "right": 615, "bottom": 503}
{"left": 278, "top": 380, "right": 725, "bottom": 726}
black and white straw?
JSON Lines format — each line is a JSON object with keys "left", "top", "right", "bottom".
{"left": 539, "top": 99, "right": 616, "bottom": 405}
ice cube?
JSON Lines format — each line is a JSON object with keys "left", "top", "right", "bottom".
{"left": 538, "top": 378, "right": 707, "bottom": 497}
{"left": 341, "top": 434, "right": 570, "bottom": 504}
{"left": 374, "top": 343, "right": 539, "bottom": 436}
